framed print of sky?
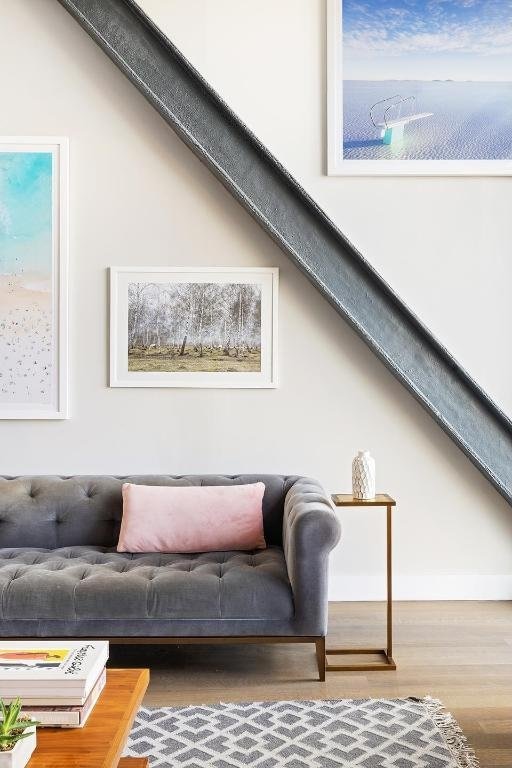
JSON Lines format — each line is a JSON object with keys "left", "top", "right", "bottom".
{"left": 327, "top": 0, "right": 512, "bottom": 175}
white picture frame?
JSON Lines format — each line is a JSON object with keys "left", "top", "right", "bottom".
{"left": 327, "top": 0, "right": 512, "bottom": 176}
{"left": 0, "top": 137, "right": 69, "bottom": 419}
{"left": 110, "top": 267, "right": 278, "bottom": 389}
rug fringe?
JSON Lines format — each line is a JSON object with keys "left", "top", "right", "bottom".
{"left": 421, "top": 696, "right": 480, "bottom": 768}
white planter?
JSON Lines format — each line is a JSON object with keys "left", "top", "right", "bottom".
{"left": 0, "top": 729, "right": 36, "bottom": 768}
{"left": 352, "top": 450, "right": 376, "bottom": 500}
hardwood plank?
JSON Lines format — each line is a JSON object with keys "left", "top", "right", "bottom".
{"left": 470, "top": 750, "right": 512, "bottom": 768}
{"left": 118, "top": 760, "right": 148, "bottom": 768}
{"left": 29, "top": 669, "right": 149, "bottom": 768}
{"left": 478, "top": 719, "right": 512, "bottom": 734}
{"left": 107, "top": 602, "right": 512, "bottom": 768}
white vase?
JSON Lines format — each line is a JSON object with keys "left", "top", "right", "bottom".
{"left": 352, "top": 450, "right": 376, "bottom": 500}
{"left": 0, "top": 729, "right": 36, "bottom": 768}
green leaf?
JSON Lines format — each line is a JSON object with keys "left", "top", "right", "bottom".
{"left": 0, "top": 698, "right": 39, "bottom": 742}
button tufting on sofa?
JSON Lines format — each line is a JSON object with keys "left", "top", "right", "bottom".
{"left": 0, "top": 545, "right": 294, "bottom": 621}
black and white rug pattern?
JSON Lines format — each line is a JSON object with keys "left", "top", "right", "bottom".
{"left": 125, "top": 696, "right": 479, "bottom": 767}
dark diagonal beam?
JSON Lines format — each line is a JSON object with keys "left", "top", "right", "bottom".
{"left": 57, "top": 0, "right": 512, "bottom": 504}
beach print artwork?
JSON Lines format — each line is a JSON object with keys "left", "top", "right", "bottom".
{"left": 0, "top": 140, "right": 67, "bottom": 418}
{"left": 328, "top": 0, "right": 512, "bottom": 174}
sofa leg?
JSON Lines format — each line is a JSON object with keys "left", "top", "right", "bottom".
{"left": 315, "top": 637, "right": 326, "bottom": 681}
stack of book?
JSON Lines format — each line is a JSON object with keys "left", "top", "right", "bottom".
{"left": 0, "top": 641, "right": 109, "bottom": 728}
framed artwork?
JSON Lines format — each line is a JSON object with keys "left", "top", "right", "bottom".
{"left": 327, "top": 0, "right": 512, "bottom": 175}
{"left": 0, "top": 137, "right": 68, "bottom": 419}
{"left": 110, "top": 267, "right": 278, "bottom": 388}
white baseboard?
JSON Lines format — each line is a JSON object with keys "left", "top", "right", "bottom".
{"left": 328, "top": 573, "right": 512, "bottom": 601}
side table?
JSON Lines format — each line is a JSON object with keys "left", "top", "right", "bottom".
{"left": 327, "top": 493, "right": 396, "bottom": 672}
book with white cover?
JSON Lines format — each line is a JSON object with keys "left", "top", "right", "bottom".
{"left": 0, "top": 642, "right": 108, "bottom": 700}
{"left": 21, "top": 668, "right": 106, "bottom": 728}
{"left": 4, "top": 688, "right": 102, "bottom": 707}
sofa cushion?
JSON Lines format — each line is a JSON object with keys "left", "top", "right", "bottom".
{"left": 118, "top": 482, "right": 266, "bottom": 554}
{"left": 0, "top": 546, "right": 293, "bottom": 621}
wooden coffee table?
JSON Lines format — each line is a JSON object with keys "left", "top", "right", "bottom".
{"left": 28, "top": 668, "right": 150, "bottom": 768}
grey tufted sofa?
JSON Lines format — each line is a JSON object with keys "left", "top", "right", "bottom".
{"left": 0, "top": 475, "right": 340, "bottom": 680}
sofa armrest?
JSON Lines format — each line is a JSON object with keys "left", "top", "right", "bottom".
{"left": 282, "top": 478, "right": 341, "bottom": 636}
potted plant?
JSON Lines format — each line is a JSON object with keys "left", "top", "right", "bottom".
{"left": 0, "top": 699, "right": 38, "bottom": 768}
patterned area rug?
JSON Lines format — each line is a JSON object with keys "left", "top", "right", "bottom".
{"left": 125, "top": 697, "right": 479, "bottom": 767}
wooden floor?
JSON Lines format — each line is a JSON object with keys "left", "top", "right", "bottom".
{"left": 108, "top": 602, "right": 512, "bottom": 768}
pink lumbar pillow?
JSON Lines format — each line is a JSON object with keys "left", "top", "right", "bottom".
{"left": 117, "top": 482, "right": 266, "bottom": 553}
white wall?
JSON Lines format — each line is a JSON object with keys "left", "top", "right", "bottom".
{"left": 1, "top": 0, "right": 511, "bottom": 600}
{"left": 137, "top": 0, "right": 512, "bottom": 418}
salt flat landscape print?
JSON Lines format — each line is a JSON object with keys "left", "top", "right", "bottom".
{"left": 0, "top": 151, "right": 54, "bottom": 412}
{"left": 339, "top": 0, "right": 512, "bottom": 168}
{"left": 128, "top": 281, "right": 262, "bottom": 373}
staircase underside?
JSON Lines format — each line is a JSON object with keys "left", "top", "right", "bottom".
{"left": 57, "top": 0, "right": 512, "bottom": 504}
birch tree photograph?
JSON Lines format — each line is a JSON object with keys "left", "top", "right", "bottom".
{"left": 127, "top": 281, "right": 262, "bottom": 373}
{"left": 110, "top": 267, "right": 278, "bottom": 388}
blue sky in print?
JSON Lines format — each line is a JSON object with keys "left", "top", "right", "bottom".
{"left": 342, "top": 0, "right": 512, "bottom": 80}
{"left": 0, "top": 152, "right": 52, "bottom": 276}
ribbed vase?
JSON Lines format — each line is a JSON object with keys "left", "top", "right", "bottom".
{"left": 352, "top": 450, "right": 376, "bottom": 500}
